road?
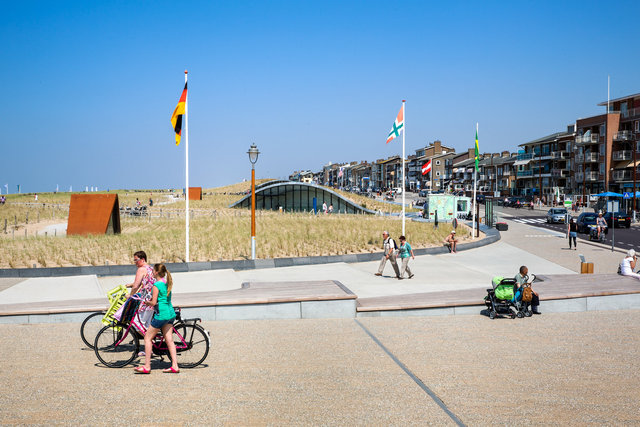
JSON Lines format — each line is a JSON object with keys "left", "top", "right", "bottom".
{"left": 493, "top": 205, "right": 640, "bottom": 251}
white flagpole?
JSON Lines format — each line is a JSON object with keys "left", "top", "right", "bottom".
{"left": 184, "top": 70, "right": 190, "bottom": 263}
{"left": 472, "top": 123, "right": 478, "bottom": 240}
{"left": 402, "top": 100, "right": 406, "bottom": 236}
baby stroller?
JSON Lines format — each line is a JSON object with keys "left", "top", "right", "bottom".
{"left": 484, "top": 276, "right": 530, "bottom": 319}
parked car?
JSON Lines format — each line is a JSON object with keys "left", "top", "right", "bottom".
{"left": 603, "top": 211, "right": 631, "bottom": 228}
{"left": 576, "top": 212, "right": 598, "bottom": 233}
{"left": 418, "top": 190, "right": 428, "bottom": 198}
{"left": 546, "top": 208, "right": 569, "bottom": 224}
{"left": 392, "top": 187, "right": 403, "bottom": 195}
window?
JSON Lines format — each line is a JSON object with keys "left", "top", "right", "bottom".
{"left": 599, "top": 144, "right": 605, "bottom": 156}
{"left": 635, "top": 121, "right": 639, "bottom": 132}
{"left": 599, "top": 163, "right": 605, "bottom": 174}
{"left": 436, "top": 160, "right": 441, "bottom": 165}
{"left": 600, "top": 124, "right": 605, "bottom": 136}
{"left": 436, "top": 171, "right": 440, "bottom": 176}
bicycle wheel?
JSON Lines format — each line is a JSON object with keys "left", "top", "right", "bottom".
{"left": 80, "top": 311, "right": 106, "bottom": 349}
{"left": 173, "top": 324, "right": 209, "bottom": 368}
{"left": 94, "top": 325, "right": 139, "bottom": 368}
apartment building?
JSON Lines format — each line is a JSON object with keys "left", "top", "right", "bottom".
{"left": 451, "top": 148, "right": 477, "bottom": 193}
{"left": 515, "top": 128, "right": 575, "bottom": 201}
{"left": 407, "top": 140, "right": 455, "bottom": 191}
{"left": 478, "top": 151, "right": 517, "bottom": 196}
{"left": 596, "top": 94, "right": 640, "bottom": 203}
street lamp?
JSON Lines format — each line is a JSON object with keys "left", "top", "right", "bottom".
{"left": 247, "top": 144, "right": 260, "bottom": 260}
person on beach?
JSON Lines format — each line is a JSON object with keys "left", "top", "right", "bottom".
{"left": 619, "top": 249, "right": 640, "bottom": 280}
{"left": 515, "top": 265, "right": 541, "bottom": 314}
{"left": 375, "top": 231, "right": 400, "bottom": 278}
{"left": 134, "top": 263, "right": 179, "bottom": 374}
{"left": 567, "top": 218, "right": 578, "bottom": 250}
{"left": 444, "top": 230, "right": 458, "bottom": 253}
{"left": 398, "top": 235, "right": 415, "bottom": 279}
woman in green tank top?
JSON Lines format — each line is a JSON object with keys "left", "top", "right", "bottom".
{"left": 134, "top": 263, "right": 179, "bottom": 374}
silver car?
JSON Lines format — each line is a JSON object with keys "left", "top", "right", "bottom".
{"left": 546, "top": 208, "right": 569, "bottom": 224}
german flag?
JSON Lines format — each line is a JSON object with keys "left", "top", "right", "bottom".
{"left": 171, "top": 82, "right": 187, "bottom": 146}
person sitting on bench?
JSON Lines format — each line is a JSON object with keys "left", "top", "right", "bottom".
{"left": 444, "top": 230, "right": 458, "bottom": 253}
{"left": 620, "top": 249, "right": 640, "bottom": 280}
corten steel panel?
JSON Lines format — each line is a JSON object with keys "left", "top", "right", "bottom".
{"left": 67, "top": 194, "right": 121, "bottom": 235}
{"left": 605, "top": 113, "right": 621, "bottom": 189}
{"left": 188, "top": 187, "right": 202, "bottom": 200}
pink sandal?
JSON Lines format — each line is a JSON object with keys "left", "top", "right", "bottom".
{"left": 134, "top": 366, "right": 150, "bottom": 374}
{"left": 162, "top": 367, "right": 180, "bottom": 374}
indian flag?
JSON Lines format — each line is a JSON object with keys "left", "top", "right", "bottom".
{"left": 386, "top": 106, "right": 404, "bottom": 144}
{"left": 474, "top": 128, "right": 479, "bottom": 171}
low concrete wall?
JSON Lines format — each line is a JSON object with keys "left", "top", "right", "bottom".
{"left": 0, "top": 226, "right": 500, "bottom": 278}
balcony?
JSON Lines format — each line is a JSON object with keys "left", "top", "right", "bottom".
{"left": 613, "top": 150, "right": 632, "bottom": 161}
{"left": 517, "top": 153, "right": 533, "bottom": 161}
{"left": 575, "top": 172, "right": 599, "bottom": 182}
{"left": 612, "top": 170, "right": 634, "bottom": 181}
{"left": 517, "top": 170, "right": 533, "bottom": 177}
{"left": 552, "top": 151, "right": 568, "bottom": 159}
{"left": 552, "top": 169, "right": 567, "bottom": 177}
{"left": 614, "top": 130, "right": 634, "bottom": 141}
{"left": 479, "top": 174, "right": 486, "bottom": 181}
{"left": 576, "top": 153, "right": 599, "bottom": 163}
{"left": 575, "top": 134, "right": 600, "bottom": 145}
{"left": 503, "top": 170, "right": 511, "bottom": 176}
{"left": 621, "top": 107, "right": 640, "bottom": 119}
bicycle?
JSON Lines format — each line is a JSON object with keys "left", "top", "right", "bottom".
{"left": 93, "top": 296, "right": 209, "bottom": 369}
{"left": 80, "top": 285, "right": 129, "bottom": 349}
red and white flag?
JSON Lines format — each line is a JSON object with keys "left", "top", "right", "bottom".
{"left": 421, "top": 160, "right": 432, "bottom": 175}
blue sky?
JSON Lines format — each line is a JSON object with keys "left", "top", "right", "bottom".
{"left": 2, "top": 0, "right": 639, "bottom": 193}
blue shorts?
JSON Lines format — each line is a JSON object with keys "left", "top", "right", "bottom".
{"left": 150, "top": 316, "right": 175, "bottom": 329}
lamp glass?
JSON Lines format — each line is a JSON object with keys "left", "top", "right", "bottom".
{"left": 248, "top": 144, "right": 260, "bottom": 164}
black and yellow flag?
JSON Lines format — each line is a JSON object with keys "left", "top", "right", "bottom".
{"left": 171, "top": 82, "right": 187, "bottom": 146}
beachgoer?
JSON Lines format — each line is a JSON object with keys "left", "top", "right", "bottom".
{"left": 444, "top": 230, "right": 458, "bottom": 253}
{"left": 328, "top": 204, "right": 333, "bottom": 214}
{"left": 619, "top": 249, "right": 640, "bottom": 280}
{"left": 134, "top": 263, "right": 179, "bottom": 374}
{"left": 398, "top": 235, "right": 415, "bottom": 279}
{"left": 515, "top": 265, "right": 541, "bottom": 314}
{"left": 122, "top": 251, "right": 156, "bottom": 339}
{"left": 374, "top": 231, "right": 400, "bottom": 278}
{"left": 322, "top": 202, "right": 327, "bottom": 215}
{"left": 568, "top": 218, "right": 577, "bottom": 250}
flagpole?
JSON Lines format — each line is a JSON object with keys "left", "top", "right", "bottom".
{"left": 184, "top": 70, "right": 190, "bottom": 263}
{"left": 472, "top": 123, "right": 478, "bottom": 240}
{"left": 402, "top": 100, "right": 406, "bottom": 236}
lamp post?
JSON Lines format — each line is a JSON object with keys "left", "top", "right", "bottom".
{"left": 248, "top": 144, "right": 260, "bottom": 260}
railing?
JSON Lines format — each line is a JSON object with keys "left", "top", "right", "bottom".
{"left": 552, "top": 151, "right": 567, "bottom": 159}
{"left": 613, "top": 150, "right": 632, "bottom": 161}
{"left": 614, "top": 130, "right": 634, "bottom": 141}
{"left": 517, "top": 170, "right": 533, "bottom": 177}
{"left": 517, "top": 153, "right": 533, "bottom": 161}
{"left": 575, "top": 134, "right": 600, "bottom": 144}
{"left": 612, "top": 170, "right": 632, "bottom": 181}
{"left": 479, "top": 175, "right": 486, "bottom": 181}
{"left": 552, "top": 169, "right": 567, "bottom": 177}
{"left": 575, "top": 172, "right": 598, "bottom": 182}
{"left": 621, "top": 107, "right": 640, "bottom": 119}
{"left": 503, "top": 170, "right": 511, "bottom": 176}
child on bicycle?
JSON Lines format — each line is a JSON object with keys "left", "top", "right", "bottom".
{"left": 134, "top": 263, "right": 179, "bottom": 374}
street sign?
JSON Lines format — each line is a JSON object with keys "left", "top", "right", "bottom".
{"left": 623, "top": 192, "right": 632, "bottom": 199}
{"left": 564, "top": 199, "right": 572, "bottom": 208}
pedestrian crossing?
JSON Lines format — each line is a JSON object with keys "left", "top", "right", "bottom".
{"left": 511, "top": 218, "right": 547, "bottom": 224}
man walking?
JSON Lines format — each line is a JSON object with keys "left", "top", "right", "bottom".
{"left": 375, "top": 231, "right": 400, "bottom": 278}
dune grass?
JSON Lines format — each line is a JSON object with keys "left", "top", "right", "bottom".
{"left": 0, "top": 185, "right": 467, "bottom": 268}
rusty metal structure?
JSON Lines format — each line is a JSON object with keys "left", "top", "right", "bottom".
{"left": 67, "top": 194, "right": 121, "bottom": 235}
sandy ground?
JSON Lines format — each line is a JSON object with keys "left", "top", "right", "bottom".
{"left": 1, "top": 311, "right": 638, "bottom": 425}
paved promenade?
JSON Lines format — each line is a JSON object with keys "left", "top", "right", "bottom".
{"left": 1, "top": 311, "right": 639, "bottom": 425}
{"left": 1, "top": 218, "right": 639, "bottom": 425}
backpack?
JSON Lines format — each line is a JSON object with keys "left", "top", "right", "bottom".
{"left": 389, "top": 238, "right": 398, "bottom": 250}
{"left": 521, "top": 284, "right": 533, "bottom": 303}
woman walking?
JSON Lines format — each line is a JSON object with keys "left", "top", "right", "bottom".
{"left": 567, "top": 218, "right": 578, "bottom": 250}
{"left": 398, "top": 235, "right": 415, "bottom": 279}
{"left": 134, "top": 263, "right": 179, "bottom": 374}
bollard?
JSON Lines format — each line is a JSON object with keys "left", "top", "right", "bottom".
{"left": 26, "top": 212, "right": 29, "bottom": 224}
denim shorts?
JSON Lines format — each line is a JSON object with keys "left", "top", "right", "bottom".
{"left": 150, "top": 316, "right": 175, "bottom": 329}
{"left": 569, "top": 231, "right": 577, "bottom": 238}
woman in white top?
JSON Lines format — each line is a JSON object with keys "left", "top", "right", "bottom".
{"left": 620, "top": 249, "right": 640, "bottom": 280}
